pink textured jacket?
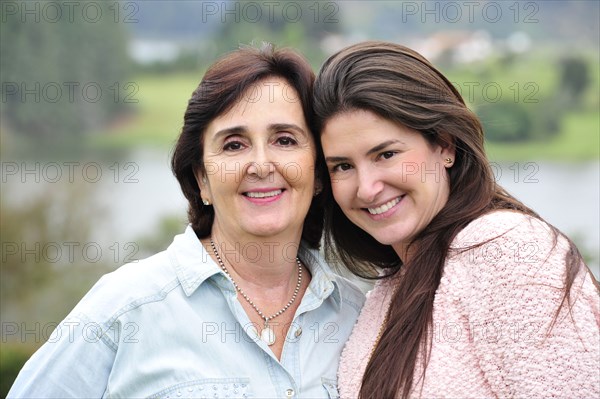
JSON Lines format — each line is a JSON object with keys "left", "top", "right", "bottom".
{"left": 338, "top": 211, "right": 600, "bottom": 398}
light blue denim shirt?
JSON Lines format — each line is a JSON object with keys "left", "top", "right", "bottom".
{"left": 8, "top": 226, "right": 365, "bottom": 399}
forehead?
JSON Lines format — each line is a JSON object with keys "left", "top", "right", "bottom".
{"left": 243, "top": 76, "right": 300, "bottom": 101}
{"left": 321, "top": 109, "right": 426, "bottom": 153}
{"left": 207, "top": 77, "right": 306, "bottom": 131}
{"left": 323, "top": 109, "right": 381, "bottom": 131}
{"left": 322, "top": 110, "right": 413, "bottom": 138}
{"left": 231, "top": 77, "right": 300, "bottom": 110}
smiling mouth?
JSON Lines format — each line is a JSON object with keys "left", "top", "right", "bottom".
{"left": 365, "top": 196, "right": 403, "bottom": 215}
{"left": 243, "top": 189, "right": 283, "bottom": 198}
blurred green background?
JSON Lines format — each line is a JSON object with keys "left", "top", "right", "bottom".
{"left": 1, "top": 0, "right": 598, "bottom": 394}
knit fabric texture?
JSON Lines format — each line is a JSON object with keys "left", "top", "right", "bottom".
{"left": 338, "top": 210, "right": 600, "bottom": 398}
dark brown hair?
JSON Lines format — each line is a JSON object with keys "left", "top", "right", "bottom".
{"left": 172, "top": 43, "right": 323, "bottom": 247}
{"left": 313, "top": 41, "right": 589, "bottom": 398}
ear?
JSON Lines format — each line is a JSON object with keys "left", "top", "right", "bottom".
{"left": 437, "top": 133, "right": 456, "bottom": 168}
{"left": 441, "top": 145, "right": 456, "bottom": 168}
{"left": 194, "top": 167, "right": 212, "bottom": 204}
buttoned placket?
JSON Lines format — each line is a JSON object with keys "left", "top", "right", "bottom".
{"left": 210, "top": 248, "right": 339, "bottom": 399}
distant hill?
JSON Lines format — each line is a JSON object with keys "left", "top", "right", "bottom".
{"left": 126, "top": 0, "right": 598, "bottom": 47}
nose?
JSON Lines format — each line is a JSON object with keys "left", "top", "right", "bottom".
{"left": 356, "top": 168, "right": 384, "bottom": 204}
{"left": 245, "top": 145, "right": 275, "bottom": 179}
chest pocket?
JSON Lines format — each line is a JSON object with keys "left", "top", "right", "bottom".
{"left": 149, "top": 378, "right": 252, "bottom": 399}
{"left": 321, "top": 377, "right": 340, "bottom": 399}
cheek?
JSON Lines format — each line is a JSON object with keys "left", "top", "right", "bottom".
{"left": 212, "top": 161, "right": 242, "bottom": 182}
{"left": 285, "top": 153, "right": 315, "bottom": 186}
{"left": 330, "top": 179, "right": 353, "bottom": 206}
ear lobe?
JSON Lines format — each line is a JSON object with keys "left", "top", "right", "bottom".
{"left": 441, "top": 146, "right": 456, "bottom": 166}
{"left": 437, "top": 133, "right": 456, "bottom": 168}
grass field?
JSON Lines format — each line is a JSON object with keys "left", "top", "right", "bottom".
{"left": 486, "top": 111, "right": 599, "bottom": 161}
{"left": 89, "top": 71, "right": 599, "bottom": 162}
{"left": 89, "top": 73, "right": 202, "bottom": 149}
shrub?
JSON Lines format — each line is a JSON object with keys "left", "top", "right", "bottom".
{"left": 0, "top": 345, "right": 34, "bottom": 397}
{"left": 477, "top": 101, "right": 533, "bottom": 142}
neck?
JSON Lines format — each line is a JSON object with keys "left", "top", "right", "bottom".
{"left": 207, "top": 226, "right": 303, "bottom": 289}
{"left": 392, "top": 241, "right": 415, "bottom": 264}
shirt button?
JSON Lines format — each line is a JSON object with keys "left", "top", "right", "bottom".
{"left": 285, "top": 388, "right": 295, "bottom": 398}
{"left": 295, "top": 327, "right": 302, "bottom": 337}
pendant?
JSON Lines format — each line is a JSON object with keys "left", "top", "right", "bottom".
{"left": 260, "top": 326, "right": 276, "bottom": 346}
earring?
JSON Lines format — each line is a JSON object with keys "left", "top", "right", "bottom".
{"left": 444, "top": 158, "right": 453, "bottom": 164}
{"left": 314, "top": 179, "right": 323, "bottom": 197}
{"left": 202, "top": 198, "right": 211, "bottom": 206}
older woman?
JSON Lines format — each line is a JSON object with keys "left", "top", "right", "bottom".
{"left": 8, "top": 44, "right": 364, "bottom": 398}
{"left": 313, "top": 41, "right": 600, "bottom": 398}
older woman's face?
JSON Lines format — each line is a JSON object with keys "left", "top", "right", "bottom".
{"left": 199, "top": 77, "right": 316, "bottom": 242}
{"left": 321, "top": 109, "right": 454, "bottom": 256}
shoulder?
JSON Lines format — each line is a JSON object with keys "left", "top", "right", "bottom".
{"left": 451, "top": 210, "right": 568, "bottom": 272}
{"left": 441, "top": 211, "right": 599, "bottom": 324}
{"left": 445, "top": 210, "right": 576, "bottom": 295}
{"left": 69, "top": 226, "right": 217, "bottom": 324}
{"left": 439, "top": 213, "right": 600, "bottom": 397}
{"left": 68, "top": 249, "right": 180, "bottom": 324}
{"left": 453, "top": 210, "right": 556, "bottom": 248}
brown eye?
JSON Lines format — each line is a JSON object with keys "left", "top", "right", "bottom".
{"left": 223, "top": 141, "right": 243, "bottom": 151}
{"left": 332, "top": 163, "right": 352, "bottom": 172}
{"left": 379, "top": 151, "right": 397, "bottom": 160}
{"left": 276, "top": 136, "right": 297, "bottom": 146}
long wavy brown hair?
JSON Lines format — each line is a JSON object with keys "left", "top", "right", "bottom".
{"left": 313, "top": 41, "right": 591, "bottom": 398}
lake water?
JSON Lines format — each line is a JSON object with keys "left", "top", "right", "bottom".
{"left": 3, "top": 149, "right": 599, "bottom": 279}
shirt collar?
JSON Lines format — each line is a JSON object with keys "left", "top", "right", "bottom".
{"left": 167, "top": 225, "right": 223, "bottom": 296}
{"left": 298, "top": 245, "right": 343, "bottom": 309}
{"left": 168, "top": 225, "right": 342, "bottom": 308}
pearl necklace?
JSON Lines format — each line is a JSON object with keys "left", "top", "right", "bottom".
{"left": 209, "top": 239, "right": 302, "bottom": 346}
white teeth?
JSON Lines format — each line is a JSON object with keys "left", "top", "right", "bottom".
{"left": 245, "top": 190, "right": 282, "bottom": 198}
{"left": 367, "top": 197, "right": 401, "bottom": 215}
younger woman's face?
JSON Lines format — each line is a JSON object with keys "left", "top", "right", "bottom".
{"left": 321, "top": 109, "right": 454, "bottom": 258}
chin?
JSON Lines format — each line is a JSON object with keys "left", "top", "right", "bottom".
{"left": 372, "top": 237, "right": 398, "bottom": 246}
{"left": 243, "top": 222, "right": 287, "bottom": 237}
{"left": 367, "top": 229, "right": 409, "bottom": 247}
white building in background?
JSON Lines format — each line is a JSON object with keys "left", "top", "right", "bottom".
{"left": 128, "top": 39, "right": 181, "bottom": 64}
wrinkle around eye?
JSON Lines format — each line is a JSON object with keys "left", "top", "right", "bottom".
{"left": 274, "top": 136, "right": 298, "bottom": 146}
{"left": 222, "top": 141, "right": 246, "bottom": 152}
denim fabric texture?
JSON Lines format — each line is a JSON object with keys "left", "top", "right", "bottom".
{"left": 8, "top": 226, "right": 365, "bottom": 399}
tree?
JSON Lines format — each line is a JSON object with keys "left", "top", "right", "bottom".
{"left": 0, "top": 1, "right": 132, "bottom": 144}
{"left": 558, "top": 56, "right": 590, "bottom": 107}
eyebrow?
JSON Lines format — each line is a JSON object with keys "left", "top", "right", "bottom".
{"left": 212, "top": 123, "right": 306, "bottom": 140}
{"left": 212, "top": 126, "right": 246, "bottom": 140}
{"left": 366, "top": 140, "right": 403, "bottom": 155}
{"left": 325, "top": 139, "right": 403, "bottom": 163}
